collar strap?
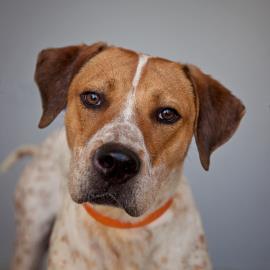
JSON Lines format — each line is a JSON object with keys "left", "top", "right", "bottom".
{"left": 83, "top": 198, "right": 173, "bottom": 229}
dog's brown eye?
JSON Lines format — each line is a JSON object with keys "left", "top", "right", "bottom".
{"left": 157, "top": 108, "right": 181, "bottom": 124}
{"left": 80, "top": 91, "right": 103, "bottom": 108}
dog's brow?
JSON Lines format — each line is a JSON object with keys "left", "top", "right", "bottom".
{"left": 91, "top": 61, "right": 111, "bottom": 82}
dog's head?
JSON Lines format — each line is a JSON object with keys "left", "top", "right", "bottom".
{"left": 35, "top": 42, "right": 245, "bottom": 217}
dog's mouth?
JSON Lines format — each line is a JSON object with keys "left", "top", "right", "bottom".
{"left": 85, "top": 192, "right": 142, "bottom": 217}
{"left": 87, "top": 192, "right": 119, "bottom": 207}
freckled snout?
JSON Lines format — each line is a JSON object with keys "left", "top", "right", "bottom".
{"left": 93, "top": 143, "right": 141, "bottom": 184}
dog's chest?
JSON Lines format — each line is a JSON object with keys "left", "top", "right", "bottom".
{"left": 47, "top": 189, "right": 211, "bottom": 270}
{"left": 48, "top": 196, "right": 164, "bottom": 270}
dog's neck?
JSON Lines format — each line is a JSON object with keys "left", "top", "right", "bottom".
{"left": 78, "top": 173, "right": 192, "bottom": 231}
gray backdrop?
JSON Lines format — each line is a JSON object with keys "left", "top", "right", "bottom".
{"left": 0, "top": 0, "right": 269, "bottom": 269}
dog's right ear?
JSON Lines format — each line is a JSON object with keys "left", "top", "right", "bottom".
{"left": 35, "top": 42, "right": 108, "bottom": 128}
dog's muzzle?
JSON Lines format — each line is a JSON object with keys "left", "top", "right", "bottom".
{"left": 93, "top": 143, "right": 141, "bottom": 185}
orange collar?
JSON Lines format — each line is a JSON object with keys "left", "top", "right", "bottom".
{"left": 83, "top": 198, "right": 173, "bottom": 229}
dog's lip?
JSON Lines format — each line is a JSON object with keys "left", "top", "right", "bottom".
{"left": 87, "top": 192, "right": 120, "bottom": 206}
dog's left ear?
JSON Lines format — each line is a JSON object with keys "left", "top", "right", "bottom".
{"left": 183, "top": 64, "right": 245, "bottom": 171}
{"left": 35, "top": 42, "right": 108, "bottom": 128}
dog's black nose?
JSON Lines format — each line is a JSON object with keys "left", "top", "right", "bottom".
{"left": 93, "top": 143, "right": 140, "bottom": 184}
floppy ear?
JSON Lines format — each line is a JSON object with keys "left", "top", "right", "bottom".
{"left": 35, "top": 42, "right": 108, "bottom": 128}
{"left": 183, "top": 64, "right": 245, "bottom": 171}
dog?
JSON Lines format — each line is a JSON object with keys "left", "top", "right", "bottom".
{"left": 8, "top": 42, "right": 245, "bottom": 270}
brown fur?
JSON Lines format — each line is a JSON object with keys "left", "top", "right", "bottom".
{"left": 136, "top": 57, "right": 196, "bottom": 170}
{"left": 183, "top": 64, "right": 245, "bottom": 170}
{"left": 35, "top": 42, "right": 108, "bottom": 128}
{"left": 65, "top": 47, "right": 139, "bottom": 148}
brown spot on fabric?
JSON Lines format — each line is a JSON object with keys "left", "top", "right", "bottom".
{"left": 199, "top": 234, "right": 205, "bottom": 245}
{"left": 161, "top": 256, "right": 168, "bottom": 264}
{"left": 60, "top": 234, "right": 69, "bottom": 244}
{"left": 15, "top": 200, "right": 25, "bottom": 215}
{"left": 111, "top": 246, "right": 120, "bottom": 260}
{"left": 145, "top": 229, "right": 153, "bottom": 243}
{"left": 71, "top": 249, "right": 81, "bottom": 260}
{"left": 15, "top": 256, "right": 22, "bottom": 266}
{"left": 61, "top": 259, "right": 67, "bottom": 266}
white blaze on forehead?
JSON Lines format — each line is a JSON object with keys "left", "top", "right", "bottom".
{"left": 123, "top": 54, "right": 149, "bottom": 121}
{"left": 132, "top": 54, "right": 149, "bottom": 88}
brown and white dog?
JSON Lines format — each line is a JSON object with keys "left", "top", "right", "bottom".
{"left": 10, "top": 42, "right": 245, "bottom": 270}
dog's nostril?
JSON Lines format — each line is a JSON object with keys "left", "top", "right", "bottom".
{"left": 99, "top": 155, "right": 115, "bottom": 169}
{"left": 93, "top": 143, "right": 140, "bottom": 184}
{"left": 123, "top": 160, "right": 137, "bottom": 173}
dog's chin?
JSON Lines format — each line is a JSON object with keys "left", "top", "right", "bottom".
{"left": 70, "top": 193, "right": 145, "bottom": 218}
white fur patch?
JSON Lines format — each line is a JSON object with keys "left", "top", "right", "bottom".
{"left": 132, "top": 54, "right": 149, "bottom": 89}
{"left": 123, "top": 54, "right": 149, "bottom": 121}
